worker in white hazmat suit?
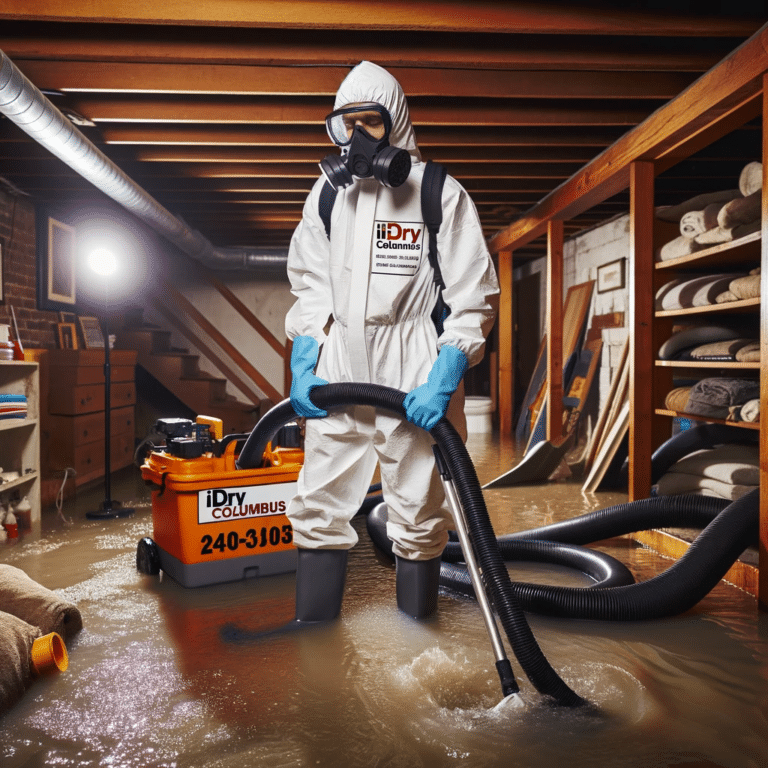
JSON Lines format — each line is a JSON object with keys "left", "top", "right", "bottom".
{"left": 285, "top": 61, "right": 499, "bottom": 622}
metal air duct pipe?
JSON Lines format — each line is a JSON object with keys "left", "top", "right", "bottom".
{"left": 0, "top": 49, "right": 288, "bottom": 273}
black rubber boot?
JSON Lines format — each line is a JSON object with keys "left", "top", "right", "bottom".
{"left": 295, "top": 548, "right": 348, "bottom": 622}
{"left": 395, "top": 556, "right": 441, "bottom": 619}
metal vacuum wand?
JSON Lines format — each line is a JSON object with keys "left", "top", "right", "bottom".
{"left": 432, "top": 445, "right": 524, "bottom": 710}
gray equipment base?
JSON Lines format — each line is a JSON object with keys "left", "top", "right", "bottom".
{"left": 157, "top": 546, "right": 297, "bottom": 588}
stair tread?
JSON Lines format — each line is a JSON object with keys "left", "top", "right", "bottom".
{"left": 180, "top": 374, "right": 227, "bottom": 383}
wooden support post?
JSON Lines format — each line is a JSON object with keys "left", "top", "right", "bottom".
{"left": 546, "top": 221, "right": 563, "bottom": 441}
{"left": 628, "top": 161, "right": 656, "bottom": 501}
{"left": 759, "top": 76, "right": 768, "bottom": 611}
{"left": 498, "top": 249, "right": 514, "bottom": 436}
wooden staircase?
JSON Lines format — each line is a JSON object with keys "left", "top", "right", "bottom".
{"left": 116, "top": 322, "right": 262, "bottom": 434}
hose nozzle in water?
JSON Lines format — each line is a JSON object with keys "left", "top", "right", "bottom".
{"left": 433, "top": 444, "right": 523, "bottom": 709}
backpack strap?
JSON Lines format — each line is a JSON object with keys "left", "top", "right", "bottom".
{"left": 318, "top": 180, "right": 338, "bottom": 239}
{"left": 421, "top": 160, "right": 449, "bottom": 333}
{"left": 421, "top": 159, "right": 447, "bottom": 291}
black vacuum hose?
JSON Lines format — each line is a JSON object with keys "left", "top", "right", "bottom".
{"left": 366, "top": 501, "right": 636, "bottom": 590}
{"left": 370, "top": 492, "right": 756, "bottom": 619}
{"left": 238, "top": 383, "right": 585, "bottom": 707}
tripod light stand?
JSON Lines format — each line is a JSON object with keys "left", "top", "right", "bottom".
{"left": 85, "top": 248, "right": 134, "bottom": 520}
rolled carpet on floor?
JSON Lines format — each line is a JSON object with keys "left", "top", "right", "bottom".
{"left": 0, "top": 610, "right": 41, "bottom": 715}
{"left": 0, "top": 565, "right": 82, "bottom": 641}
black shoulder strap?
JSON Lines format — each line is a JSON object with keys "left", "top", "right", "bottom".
{"left": 318, "top": 181, "right": 338, "bottom": 239}
{"left": 421, "top": 159, "right": 447, "bottom": 289}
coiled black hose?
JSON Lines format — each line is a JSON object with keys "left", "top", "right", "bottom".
{"left": 366, "top": 501, "right": 636, "bottom": 591}
{"left": 238, "top": 383, "right": 585, "bottom": 707}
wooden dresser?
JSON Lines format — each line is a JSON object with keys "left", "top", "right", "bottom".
{"left": 45, "top": 349, "right": 137, "bottom": 487}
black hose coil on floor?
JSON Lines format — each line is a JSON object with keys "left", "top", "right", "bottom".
{"left": 238, "top": 382, "right": 585, "bottom": 707}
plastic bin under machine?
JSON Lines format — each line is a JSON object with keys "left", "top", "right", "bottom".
{"left": 138, "top": 417, "right": 301, "bottom": 588}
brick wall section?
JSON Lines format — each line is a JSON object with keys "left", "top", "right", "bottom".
{"left": 0, "top": 185, "right": 59, "bottom": 348}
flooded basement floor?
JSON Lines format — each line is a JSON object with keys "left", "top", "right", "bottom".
{"left": 1, "top": 431, "right": 767, "bottom": 768}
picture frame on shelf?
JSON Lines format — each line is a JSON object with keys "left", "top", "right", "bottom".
{"left": 596, "top": 258, "right": 625, "bottom": 293}
{"left": 36, "top": 211, "right": 77, "bottom": 311}
{"left": 59, "top": 311, "right": 77, "bottom": 325}
{"left": 57, "top": 322, "right": 78, "bottom": 350}
{"left": 78, "top": 316, "right": 104, "bottom": 349}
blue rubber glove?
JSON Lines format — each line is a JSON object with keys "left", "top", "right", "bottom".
{"left": 289, "top": 336, "right": 328, "bottom": 418}
{"left": 404, "top": 345, "right": 468, "bottom": 431}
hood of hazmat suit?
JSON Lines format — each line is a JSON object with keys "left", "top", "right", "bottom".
{"left": 284, "top": 61, "right": 499, "bottom": 559}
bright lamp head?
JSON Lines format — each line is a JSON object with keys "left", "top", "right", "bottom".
{"left": 88, "top": 247, "right": 118, "bottom": 277}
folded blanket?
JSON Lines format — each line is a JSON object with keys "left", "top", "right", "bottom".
{"left": 657, "top": 235, "right": 702, "bottom": 262}
{"left": 716, "top": 290, "right": 739, "bottom": 304}
{"left": 750, "top": 266, "right": 761, "bottom": 275}
{"left": 657, "top": 274, "right": 745, "bottom": 311}
{"left": 684, "top": 377, "right": 760, "bottom": 420}
{"left": 740, "top": 399, "right": 760, "bottom": 422}
{"left": 0, "top": 565, "right": 82, "bottom": 640}
{"left": 718, "top": 189, "right": 761, "bottom": 229}
{"left": 664, "top": 386, "right": 693, "bottom": 412}
{"left": 689, "top": 338, "right": 754, "bottom": 360}
{"left": 655, "top": 189, "right": 742, "bottom": 222}
{"left": 663, "top": 443, "right": 760, "bottom": 485}
{"left": 656, "top": 472, "right": 757, "bottom": 500}
{"left": 657, "top": 325, "right": 741, "bottom": 360}
{"left": 729, "top": 273, "right": 760, "bottom": 300}
{"left": 0, "top": 611, "right": 40, "bottom": 715}
{"left": 735, "top": 342, "right": 760, "bottom": 362}
{"left": 680, "top": 203, "right": 722, "bottom": 238}
{"left": 739, "top": 161, "right": 762, "bottom": 196}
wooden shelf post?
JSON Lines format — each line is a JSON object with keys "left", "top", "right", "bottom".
{"left": 498, "top": 249, "right": 514, "bottom": 436}
{"left": 546, "top": 221, "right": 564, "bottom": 441}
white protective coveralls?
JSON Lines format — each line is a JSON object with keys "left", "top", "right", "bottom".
{"left": 285, "top": 61, "right": 499, "bottom": 560}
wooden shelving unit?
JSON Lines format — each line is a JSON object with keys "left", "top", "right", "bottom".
{"left": 486, "top": 23, "right": 768, "bottom": 608}
{"left": 0, "top": 361, "right": 41, "bottom": 527}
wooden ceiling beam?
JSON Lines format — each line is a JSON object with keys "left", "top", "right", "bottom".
{"left": 0, "top": 25, "right": 737, "bottom": 71}
{"left": 0, "top": 1, "right": 761, "bottom": 37}
{"left": 94, "top": 124, "right": 627, "bottom": 147}
{"left": 2, "top": 159, "right": 585, "bottom": 180}
{"left": 15, "top": 60, "right": 697, "bottom": 100}
{"left": 68, "top": 94, "right": 660, "bottom": 126}
{"left": 123, "top": 146, "right": 602, "bottom": 164}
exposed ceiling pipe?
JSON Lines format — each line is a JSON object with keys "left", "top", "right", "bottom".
{"left": 0, "top": 49, "right": 288, "bottom": 273}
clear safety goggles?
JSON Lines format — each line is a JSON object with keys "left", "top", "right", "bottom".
{"left": 325, "top": 102, "right": 392, "bottom": 146}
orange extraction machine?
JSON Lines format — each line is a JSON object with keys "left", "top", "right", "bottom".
{"left": 137, "top": 416, "right": 302, "bottom": 587}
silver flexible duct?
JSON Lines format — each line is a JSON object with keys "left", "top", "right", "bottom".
{"left": 0, "top": 49, "right": 288, "bottom": 272}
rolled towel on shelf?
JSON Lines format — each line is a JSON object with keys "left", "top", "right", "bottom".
{"left": 680, "top": 203, "right": 721, "bottom": 238}
{"left": 664, "top": 386, "right": 693, "bottom": 412}
{"left": 738, "top": 161, "right": 762, "bottom": 196}
{"left": 715, "top": 290, "right": 739, "bottom": 304}
{"left": 740, "top": 399, "right": 760, "bottom": 423}
{"left": 694, "top": 226, "right": 735, "bottom": 246}
{"left": 657, "top": 325, "right": 741, "bottom": 360}
{"left": 661, "top": 443, "right": 760, "bottom": 485}
{"left": 717, "top": 189, "right": 761, "bottom": 229}
{"left": 654, "top": 189, "right": 742, "bottom": 222}
{"left": 684, "top": 377, "right": 760, "bottom": 420}
{"left": 655, "top": 472, "right": 757, "bottom": 501}
{"left": 688, "top": 339, "right": 755, "bottom": 360}
{"left": 657, "top": 235, "right": 703, "bottom": 262}
{"left": 656, "top": 274, "right": 745, "bottom": 311}
{"left": 0, "top": 565, "right": 82, "bottom": 641}
{"left": 728, "top": 273, "right": 761, "bottom": 301}
{"left": 735, "top": 342, "right": 760, "bottom": 363}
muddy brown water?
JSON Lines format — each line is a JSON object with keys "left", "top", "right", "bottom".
{"left": 1, "top": 432, "right": 766, "bottom": 767}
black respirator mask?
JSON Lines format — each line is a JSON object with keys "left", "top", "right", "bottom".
{"left": 319, "top": 102, "right": 412, "bottom": 190}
